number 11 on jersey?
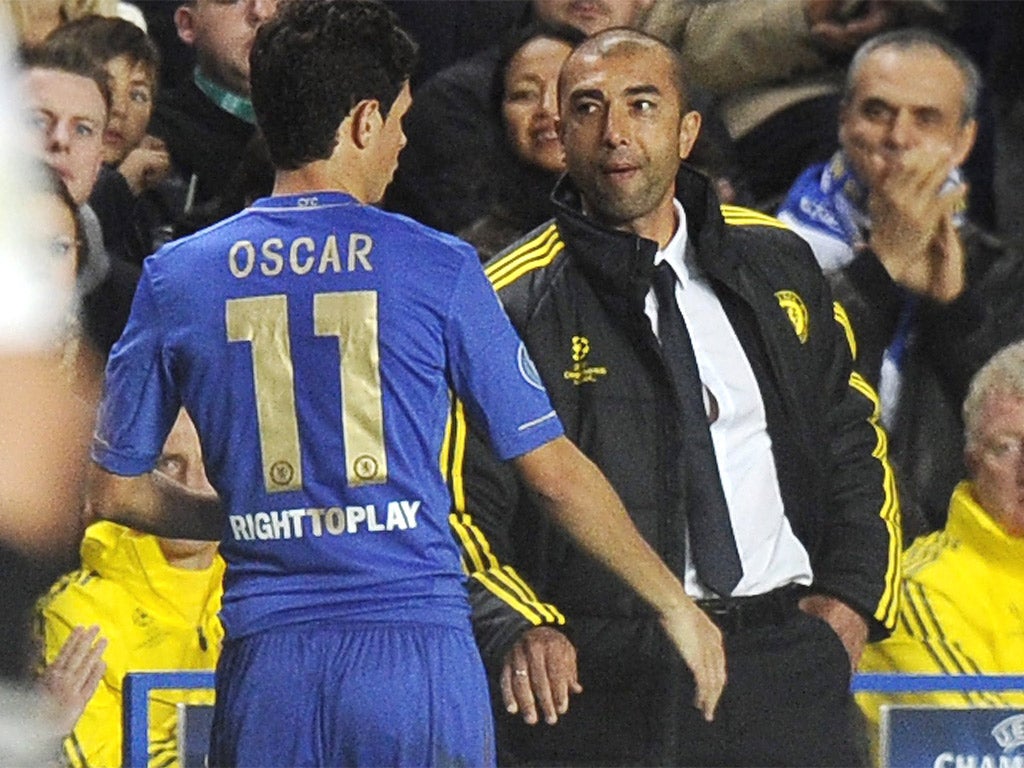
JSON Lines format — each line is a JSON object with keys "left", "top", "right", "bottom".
{"left": 226, "top": 291, "right": 389, "bottom": 494}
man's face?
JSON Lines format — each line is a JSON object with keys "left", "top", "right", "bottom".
{"left": 839, "top": 45, "right": 977, "bottom": 189}
{"left": 155, "top": 409, "right": 219, "bottom": 562}
{"left": 532, "top": 0, "right": 653, "bottom": 35}
{"left": 366, "top": 82, "right": 412, "bottom": 205}
{"left": 175, "top": 0, "right": 278, "bottom": 96}
{"left": 24, "top": 68, "right": 107, "bottom": 205}
{"left": 558, "top": 44, "right": 699, "bottom": 233}
{"left": 967, "top": 391, "right": 1024, "bottom": 538}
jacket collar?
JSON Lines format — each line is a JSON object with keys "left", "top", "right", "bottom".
{"left": 948, "top": 481, "right": 1024, "bottom": 570}
{"left": 549, "top": 163, "right": 733, "bottom": 305}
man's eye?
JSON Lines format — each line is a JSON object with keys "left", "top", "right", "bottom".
{"left": 29, "top": 113, "right": 50, "bottom": 132}
{"left": 74, "top": 123, "right": 94, "bottom": 138}
{"left": 157, "top": 456, "right": 185, "bottom": 478}
{"left": 129, "top": 88, "right": 151, "bottom": 105}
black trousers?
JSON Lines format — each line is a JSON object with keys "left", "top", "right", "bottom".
{"left": 497, "top": 599, "right": 868, "bottom": 767}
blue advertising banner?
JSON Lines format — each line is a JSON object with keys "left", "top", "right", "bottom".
{"left": 882, "top": 707, "right": 1024, "bottom": 768}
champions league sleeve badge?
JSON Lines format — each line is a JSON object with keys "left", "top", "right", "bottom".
{"left": 518, "top": 342, "right": 545, "bottom": 391}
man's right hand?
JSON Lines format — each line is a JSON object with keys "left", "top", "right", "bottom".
{"left": 659, "top": 602, "right": 726, "bottom": 721}
{"left": 40, "top": 625, "right": 106, "bottom": 735}
{"left": 500, "top": 626, "right": 582, "bottom": 725}
{"left": 867, "top": 142, "right": 967, "bottom": 302}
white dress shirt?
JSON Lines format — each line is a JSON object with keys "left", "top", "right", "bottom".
{"left": 646, "top": 200, "right": 813, "bottom": 599}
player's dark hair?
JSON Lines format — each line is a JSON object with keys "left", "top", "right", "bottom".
{"left": 20, "top": 39, "right": 112, "bottom": 114}
{"left": 250, "top": 0, "right": 418, "bottom": 170}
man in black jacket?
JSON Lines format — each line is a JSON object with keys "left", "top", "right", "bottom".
{"left": 460, "top": 29, "right": 901, "bottom": 766}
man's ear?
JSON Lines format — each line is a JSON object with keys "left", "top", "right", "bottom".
{"left": 952, "top": 118, "right": 978, "bottom": 168}
{"left": 349, "top": 99, "right": 381, "bottom": 150}
{"left": 678, "top": 110, "right": 701, "bottom": 161}
{"left": 174, "top": 5, "right": 197, "bottom": 46}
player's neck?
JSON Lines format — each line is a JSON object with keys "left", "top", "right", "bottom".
{"left": 273, "top": 160, "right": 368, "bottom": 203}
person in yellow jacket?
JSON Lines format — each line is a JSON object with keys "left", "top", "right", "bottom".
{"left": 858, "top": 340, "right": 1024, "bottom": 738}
{"left": 35, "top": 409, "right": 224, "bottom": 768}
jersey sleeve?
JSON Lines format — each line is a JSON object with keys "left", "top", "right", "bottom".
{"left": 443, "top": 252, "right": 563, "bottom": 461}
{"left": 91, "top": 263, "right": 181, "bottom": 476}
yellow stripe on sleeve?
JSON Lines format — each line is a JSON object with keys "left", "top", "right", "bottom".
{"left": 720, "top": 204, "right": 791, "bottom": 230}
{"left": 445, "top": 396, "right": 566, "bottom": 626}
{"left": 849, "top": 369, "right": 903, "bottom": 630}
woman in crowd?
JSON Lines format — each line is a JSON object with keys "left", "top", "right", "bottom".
{"left": 459, "top": 23, "right": 582, "bottom": 261}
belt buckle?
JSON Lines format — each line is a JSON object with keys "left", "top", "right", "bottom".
{"left": 701, "top": 600, "right": 741, "bottom": 633}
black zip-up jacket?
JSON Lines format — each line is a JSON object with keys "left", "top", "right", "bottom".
{"left": 455, "top": 166, "right": 901, "bottom": 759}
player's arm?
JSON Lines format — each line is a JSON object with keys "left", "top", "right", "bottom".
{"left": 513, "top": 435, "right": 726, "bottom": 722}
{"left": 84, "top": 463, "right": 222, "bottom": 541}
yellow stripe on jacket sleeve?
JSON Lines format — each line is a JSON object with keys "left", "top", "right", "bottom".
{"left": 486, "top": 225, "right": 565, "bottom": 291}
{"left": 848, "top": 369, "right": 902, "bottom": 630}
{"left": 64, "top": 732, "right": 89, "bottom": 768}
{"left": 720, "top": 204, "right": 791, "bottom": 230}
{"left": 444, "top": 397, "right": 565, "bottom": 626}
{"left": 833, "top": 301, "right": 857, "bottom": 360}
{"left": 901, "top": 582, "right": 1002, "bottom": 707}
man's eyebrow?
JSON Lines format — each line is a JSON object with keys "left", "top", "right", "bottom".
{"left": 624, "top": 84, "right": 662, "bottom": 98}
{"left": 569, "top": 87, "right": 605, "bottom": 101}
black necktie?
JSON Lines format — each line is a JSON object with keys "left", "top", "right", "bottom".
{"left": 653, "top": 261, "right": 743, "bottom": 596}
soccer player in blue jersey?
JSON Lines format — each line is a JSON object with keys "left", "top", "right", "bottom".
{"left": 84, "top": 2, "right": 725, "bottom": 765}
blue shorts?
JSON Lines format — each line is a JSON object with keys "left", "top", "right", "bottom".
{"left": 208, "top": 620, "right": 496, "bottom": 767}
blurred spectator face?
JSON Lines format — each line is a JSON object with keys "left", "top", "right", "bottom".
{"left": 102, "top": 55, "right": 155, "bottom": 166}
{"left": 967, "top": 390, "right": 1024, "bottom": 538}
{"left": 532, "top": 0, "right": 653, "bottom": 35}
{"left": 558, "top": 41, "right": 698, "bottom": 230}
{"left": 839, "top": 45, "right": 977, "bottom": 190}
{"left": 24, "top": 68, "right": 107, "bottom": 205}
{"left": 502, "top": 35, "right": 572, "bottom": 174}
{"left": 175, "top": 0, "right": 279, "bottom": 96}
{"left": 9, "top": 0, "right": 64, "bottom": 46}
{"left": 154, "top": 409, "right": 219, "bottom": 563}
{"left": 32, "top": 188, "right": 80, "bottom": 303}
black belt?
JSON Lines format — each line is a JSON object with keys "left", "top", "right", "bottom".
{"left": 697, "top": 584, "right": 805, "bottom": 634}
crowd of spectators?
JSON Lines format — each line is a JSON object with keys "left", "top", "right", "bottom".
{"left": 0, "top": 0, "right": 1021, "bottom": 766}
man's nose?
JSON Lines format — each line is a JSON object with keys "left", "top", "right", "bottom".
{"left": 886, "top": 109, "right": 915, "bottom": 150}
{"left": 602, "top": 103, "right": 628, "bottom": 147}
{"left": 47, "top": 120, "right": 71, "bottom": 151}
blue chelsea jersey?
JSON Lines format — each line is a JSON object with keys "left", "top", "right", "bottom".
{"left": 93, "top": 192, "right": 563, "bottom": 638}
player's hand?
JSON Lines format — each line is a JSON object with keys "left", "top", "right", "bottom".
{"left": 118, "top": 136, "right": 171, "bottom": 195}
{"left": 500, "top": 626, "right": 582, "bottom": 725}
{"left": 799, "top": 594, "right": 869, "bottom": 672}
{"left": 658, "top": 602, "right": 726, "bottom": 721}
{"left": 39, "top": 625, "right": 107, "bottom": 734}
{"left": 866, "top": 142, "right": 967, "bottom": 302}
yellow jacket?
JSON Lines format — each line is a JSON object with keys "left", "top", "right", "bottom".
{"left": 858, "top": 481, "right": 1024, "bottom": 730}
{"left": 36, "top": 522, "right": 224, "bottom": 768}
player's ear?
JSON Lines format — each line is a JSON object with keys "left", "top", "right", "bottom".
{"left": 350, "top": 99, "right": 382, "bottom": 151}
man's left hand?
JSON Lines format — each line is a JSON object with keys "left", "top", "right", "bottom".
{"left": 799, "top": 594, "right": 868, "bottom": 672}
{"left": 500, "top": 626, "right": 582, "bottom": 725}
